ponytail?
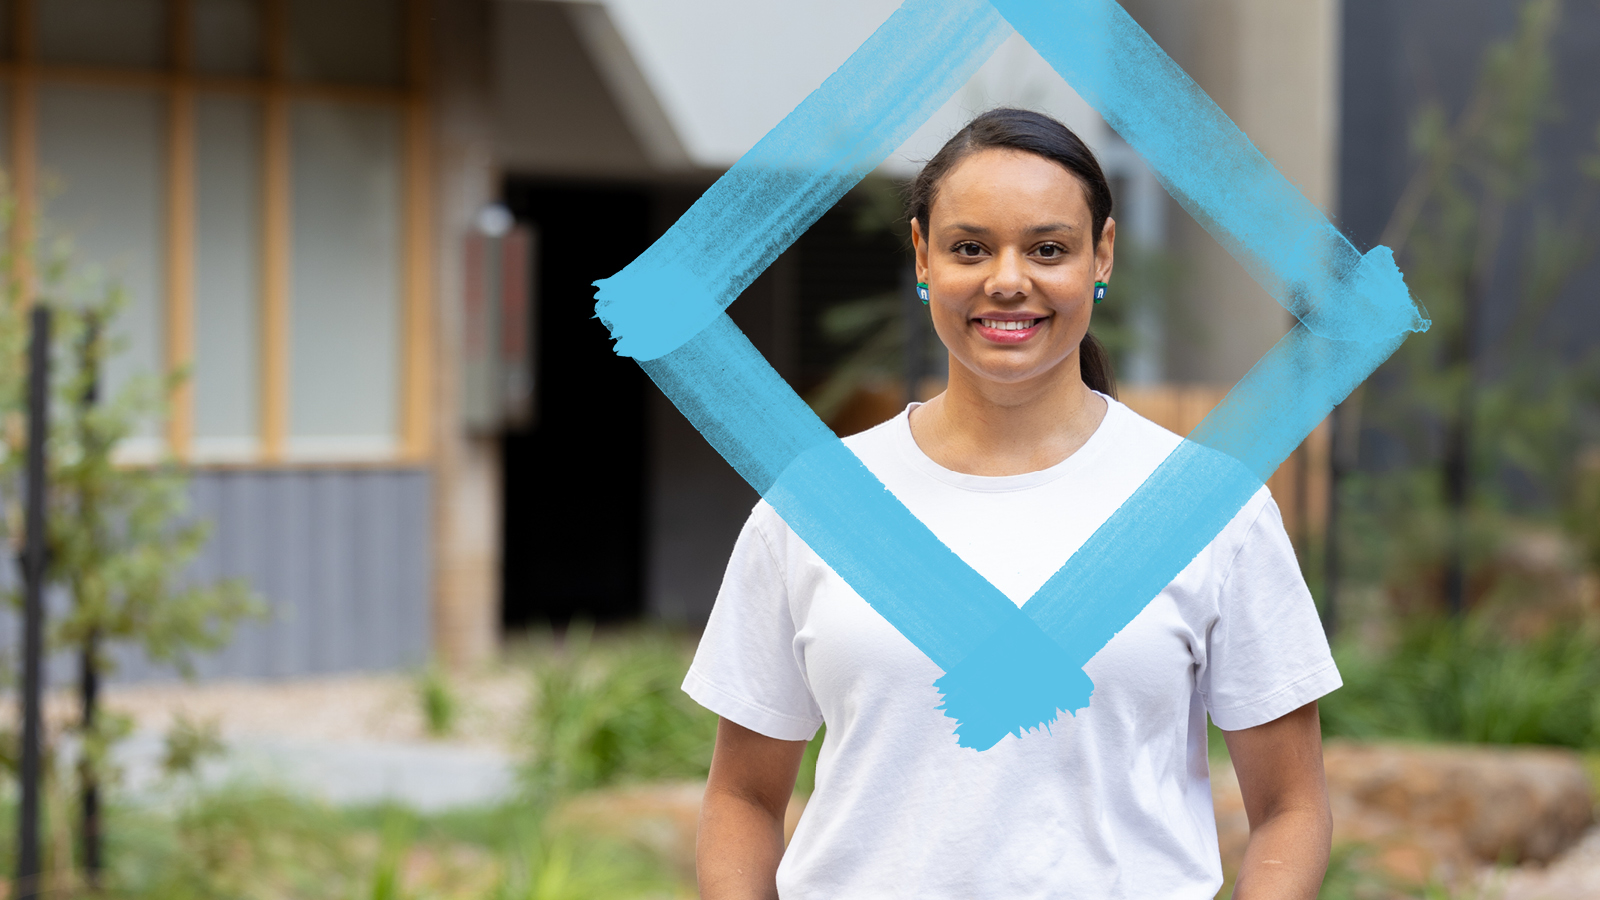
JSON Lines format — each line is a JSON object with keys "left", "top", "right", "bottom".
{"left": 1079, "top": 332, "right": 1117, "bottom": 399}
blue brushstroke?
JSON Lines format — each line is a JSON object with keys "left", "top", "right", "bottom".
{"left": 639, "top": 315, "right": 1030, "bottom": 670}
{"left": 986, "top": 0, "right": 1428, "bottom": 342}
{"left": 938, "top": 311, "right": 1416, "bottom": 748}
{"left": 595, "top": 0, "right": 1430, "bottom": 751}
{"left": 595, "top": 0, "right": 1012, "bottom": 361}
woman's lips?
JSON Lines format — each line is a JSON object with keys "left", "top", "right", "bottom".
{"left": 974, "top": 316, "right": 1047, "bottom": 344}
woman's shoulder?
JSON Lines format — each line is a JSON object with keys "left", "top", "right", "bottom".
{"left": 1102, "top": 394, "right": 1184, "bottom": 444}
{"left": 1096, "top": 395, "right": 1187, "bottom": 466}
{"left": 739, "top": 410, "right": 912, "bottom": 548}
{"left": 1099, "top": 394, "right": 1278, "bottom": 527}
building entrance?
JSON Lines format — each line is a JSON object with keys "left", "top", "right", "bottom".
{"left": 501, "top": 181, "right": 652, "bottom": 629}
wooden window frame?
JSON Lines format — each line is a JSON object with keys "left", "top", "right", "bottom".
{"left": 0, "top": 0, "right": 433, "bottom": 466}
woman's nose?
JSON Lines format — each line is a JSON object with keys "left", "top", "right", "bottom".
{"left": 987, "top": 248, "right": 1029, "bottom": 299}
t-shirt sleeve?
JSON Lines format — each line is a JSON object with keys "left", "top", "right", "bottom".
{"left": 1199, "top": 497, "right": 1342, "bottom": 732}
{"left": 682, "top": 508, "right": 824, "bottom": 742}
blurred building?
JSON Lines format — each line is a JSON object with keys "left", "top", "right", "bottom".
{"left": 1, "top": 0, "right": 1397, "bottom": 678}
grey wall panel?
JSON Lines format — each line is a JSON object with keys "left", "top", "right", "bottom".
{"left": 0, "top": 467, "right": 434, "bottom": 686}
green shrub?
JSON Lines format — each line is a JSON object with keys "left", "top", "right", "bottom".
{"left": 417, "top": 662, "right": 461, "bottom": 738}
{"left": 523, "top": 626, "right": 718, "bottom": 800}
{"left": 1321, "top": 614, "right": 1600, "bottom": 748}
{"left": 104, "top": 784, "right": 355, "bottom": 900}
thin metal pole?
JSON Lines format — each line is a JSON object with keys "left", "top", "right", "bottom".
{"left": 78, "top": 314, "right": 102, "bottom": 884}
{"left": 1323, "top": 403, "right": 1344, "bottom": 641}
{"left": 17, "top": 304, "right": 51, "bottom": 900}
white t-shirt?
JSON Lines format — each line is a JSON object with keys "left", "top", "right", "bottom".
{"left": 684, "top": 397, "right": 1340, "bottom": 899}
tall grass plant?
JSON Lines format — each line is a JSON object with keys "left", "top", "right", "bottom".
{"left": 1321, "top": 613, "right": 1600, "bottom": 748}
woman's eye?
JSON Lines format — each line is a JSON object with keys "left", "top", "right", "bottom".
{"left": 1036, "top": 243, "right": 1066, "bottom": 259}
{"left": 952, "top": 241, "right": 983, "bottom": 257}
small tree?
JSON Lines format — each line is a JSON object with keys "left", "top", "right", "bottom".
{"left": 0, "top": 220, "right": 261, "bottom": 885}
{"left": 1332, "top": 0, "right": 1600, "bottom": 623}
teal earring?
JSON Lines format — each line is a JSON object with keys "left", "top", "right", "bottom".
{"left": 917, "top": 282, "right": 930, "bottom": 305}
{"left": 1093, "top": 281, "right": 1108, "bottom": 304}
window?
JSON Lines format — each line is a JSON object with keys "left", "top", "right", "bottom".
{"left": 1, "top": 0, "right": 430, "bottom": 464}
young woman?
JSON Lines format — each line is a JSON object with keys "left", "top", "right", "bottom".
{"left": 686, "top": 108, "right": 1338, "bottom": 899}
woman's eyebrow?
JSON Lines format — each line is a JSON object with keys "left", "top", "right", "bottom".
{"left": 944, "top": 222, "right": 1077, "bottom": 235}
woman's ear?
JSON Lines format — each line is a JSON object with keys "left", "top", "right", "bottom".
{"left": 1096, "top": 217, "right": 1116, "bottom": 283}
{"left": 911, "top": 217, "right": 929, "bottom": 282}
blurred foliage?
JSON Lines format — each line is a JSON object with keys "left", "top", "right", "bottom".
{"left": 1322, "top": 613, "right": 1600, "bottom": 748}
{"left": 1337, "top": 0, "right": 1600, "bottom": 615}
{"left": 159, "top": 713, "right": 226, "bottom": 780}
{"left": 521, "top": 625, "right": 825, "bottom": 804}
{"left": 0, "top": 188, "right": 263, "bottom": 885}
{"left": 0, "top": 269, "right": 263, "bottom": 681}
{"left": 795, "top": 726, "right": 825, "bottom": 796}
{"left": 522, "top": 625, "right": 718, "bottom": 801}
{"left": 1312, "top": 844, "right": 1398, "bottom": 900}
{"left": 0, "top": 784, "right": 684, "bottom": 899}
{"left": 418, "top": 661, "right": 462, "bottom": 738}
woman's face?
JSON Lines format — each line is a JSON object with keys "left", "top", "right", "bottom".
{"left": 912, "top": 148, "right": 1114, "bottom": 391}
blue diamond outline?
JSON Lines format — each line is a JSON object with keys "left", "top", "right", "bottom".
{"left": 593, "top": 0, "right": 1429, "bottom": 750}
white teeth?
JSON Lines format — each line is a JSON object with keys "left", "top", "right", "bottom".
{"left": 980, "top": 318, "right": 1039, "bottom": 331}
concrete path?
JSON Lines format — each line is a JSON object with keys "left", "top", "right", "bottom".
{"left": 111, "top": 729, "right": 520, "bottom": 812}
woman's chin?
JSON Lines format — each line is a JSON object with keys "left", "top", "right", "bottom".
{"left": 957, "top": 357, "right": 1072, "bottom": 390}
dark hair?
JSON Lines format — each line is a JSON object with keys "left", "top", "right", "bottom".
{"left": 908, "top": 108, "right": 1117, "bottom": 398}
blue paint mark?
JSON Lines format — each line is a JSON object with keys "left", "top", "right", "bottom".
{"left": 596, "top": 0, "right": 1012, "bottom": 361}
{"left": 986, "top": 0, "right": 1428, "bottom": 343}
{"left": 597, "top": 0, "right": 1430, "bottom": 751}
{"left": 640, "top": 315, "right": 1028, "bottom": 670}
{"left": 940, "top": 314, "right": 1416, "bottom": 749}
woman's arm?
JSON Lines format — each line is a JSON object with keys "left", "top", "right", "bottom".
{"left": 698, "top": 717, "right": 808, "bottom": 900}
{"left": 1221, "top": 699, "right": 1333, "bottom": 900}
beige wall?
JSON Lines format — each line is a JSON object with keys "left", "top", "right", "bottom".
{"left": 1127, "top": 0, "right": 1341, "bottom": 384}
{"left": 431, "top": 0, "right": 502, "bottom": 667}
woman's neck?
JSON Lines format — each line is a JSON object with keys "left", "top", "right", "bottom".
{"left": 908, "top": 351, "right": 1108, "bottom": 477}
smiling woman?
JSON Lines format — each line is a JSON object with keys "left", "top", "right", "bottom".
{"left": 687, "top": 109, "right": 1338, "bottom": 900}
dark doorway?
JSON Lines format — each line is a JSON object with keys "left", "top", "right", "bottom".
{"left": 501, "top": 181, "right": 651, "bottom": 629}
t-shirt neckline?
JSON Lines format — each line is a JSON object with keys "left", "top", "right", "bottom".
{"left": 891, "top": 391, "right": 1126, "bottom": 493}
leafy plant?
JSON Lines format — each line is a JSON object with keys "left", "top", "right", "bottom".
{"left": 1321, "top": 612, "right": 1600, "bottom": 748}
{"left": 417, "top": 662, "right": 461, "bottom": 738}
{"left": 1334, "top": 0, "right": 1600, "bottom": 618}
{"left": 0, "top": 204, "right": 263, "bottom": 884}
{"left": 522, "top": 625, "right": 717, "bottom": 802}
{"left": 483, "top": 826, "right": 678, "bottom": 900}
{"left": 160, "top": 713, "right": 226, "bottom": 780}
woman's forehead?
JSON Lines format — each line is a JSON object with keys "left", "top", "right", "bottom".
{"left": 932, "top": 148, "right": 1091, "bottom": 224}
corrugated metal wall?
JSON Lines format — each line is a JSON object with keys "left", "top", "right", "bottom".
{"left": 1, "top": 467, "right": 434, "bottom": 684}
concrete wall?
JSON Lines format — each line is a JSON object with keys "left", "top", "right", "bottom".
{"left": 1123, "top": 0, "right": 1342, "bottom": 385}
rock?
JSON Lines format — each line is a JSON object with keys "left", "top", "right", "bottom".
{"left": 553, "top": 781, "right": 806, "bottom": 880}
{"left": 561, "top": 743, "right": 1591, "bottom": 890}
{"left": 1487, "top": 823, "right": 1600, "bottom": 900}
{"left": 1213, "top": 741, "right": 1595, "bottom": 888}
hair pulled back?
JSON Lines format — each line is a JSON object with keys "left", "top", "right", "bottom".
{"left": 908, "top": 108, "right": 1117, "bottom": 398}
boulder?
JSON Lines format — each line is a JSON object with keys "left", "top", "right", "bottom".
{"left": 558, "top": 743, "right": 1592, "bottom": 889}
{"left": 1213, "top": 741, "right": 1595, "bottom": 886}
